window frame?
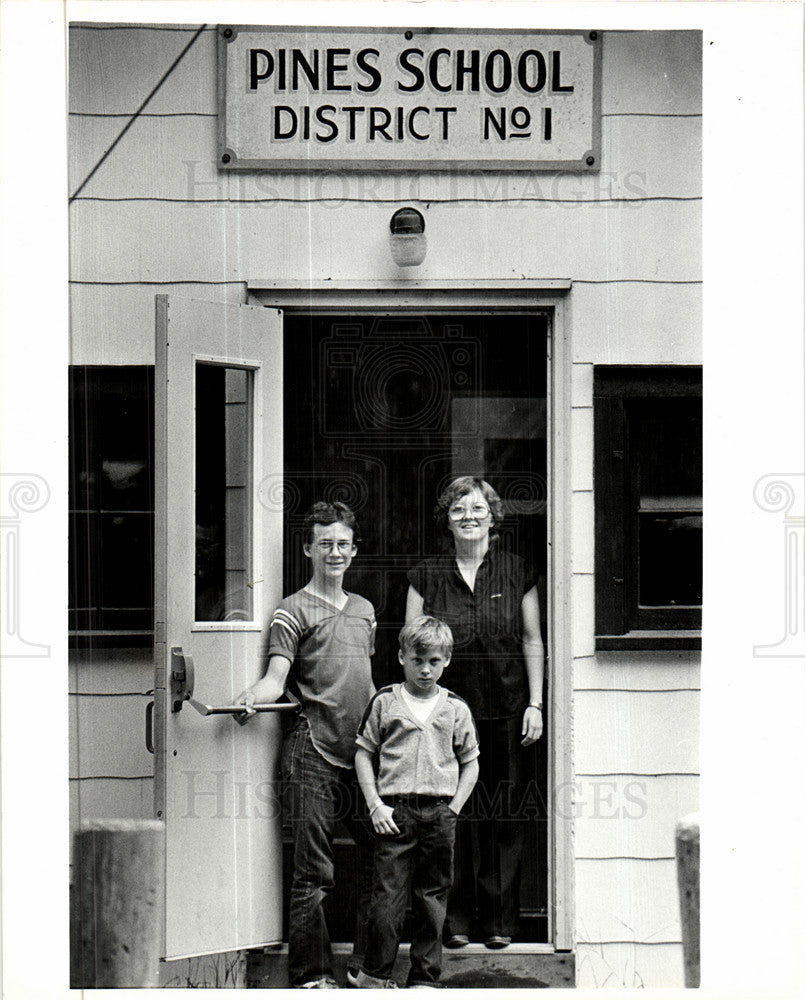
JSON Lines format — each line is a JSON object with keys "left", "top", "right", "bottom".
{"left": 594, "top": 365, "right": 702, "bottom": 651}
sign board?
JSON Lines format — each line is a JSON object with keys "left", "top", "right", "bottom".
{"left": 218, "top": 27, "right": 601, "bottom": 171}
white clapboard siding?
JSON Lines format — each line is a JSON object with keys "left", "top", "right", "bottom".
{"left": 572, "top": 281, "right": 702, "bottom": 364}
{"left": 69, "top": 199, "right": 701, "bottom": 284}
{"left": 602, "top": 31, "right": 702, "bottom": 116}
{"left": 69, "top": 282, "right": 246, "bottom": 364}
{"left": 570, "top": 406, "right": 594, "bottom": 492}
{"left": 68, "top": 114, "right": 701, "bottom": 203}
{"left": 69, "top": 27, "right": 701, "bottom": 121}
{"left": 575, "top": 857, "right": 682, "bottom": 944}
{"left": 68, "top": 279, "right": 703, "bottom": 367}
{"left": 69, "top": 115, "right": 222, "bottom": 202}
{"left": 69, "top": 24, "right": 217, "bottom": 115}
{"left": 574, "top": 773, "right": 699, "bottom": 858}
{"left": 573, "top": 651, "right": 701, "bottom": 691}
{"left": 70, "top": 692, "right": 153, "bottom": 779}
{"left": 571, "top": 363, "right": 594, "bottom": 407}
{"left": 571, "top": 573, "right": 596, "bottom": 659}
{"left": 576, "top": 941, "right": 684, "bottom": 989}
{"left": 70, "top": 776, "right": 154, "bottom": 829}
{"left": 69, "top": 647, "right": 153, "bottom": 694}
{"left": 69, "top": 114, "right": 417, "bottom": 205}
{"left": 574, "top": 689, "right": 699, "bottom": 774}
{"left": 571, "top": 490, "right": 595, "bottom": 575}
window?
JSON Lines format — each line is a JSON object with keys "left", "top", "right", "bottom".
{"left": 69, "top": 367, "right": 154, "bottom": 645}
{"left": 195, "top": 363, "right": 254, "bottom": 622}
{"left": 594, "top": 366, "right": 702, "bottom": 650}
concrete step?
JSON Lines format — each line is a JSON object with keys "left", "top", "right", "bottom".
{"left": 247, "top": 946, "right": 574, "bottom": 989}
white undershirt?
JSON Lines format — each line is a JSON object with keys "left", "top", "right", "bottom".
{"left": 400, "top": 684, "right": 440, "bottom": 723}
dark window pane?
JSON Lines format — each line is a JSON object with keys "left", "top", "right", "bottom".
{"left": 69, "top": 512, "right": 93, "bottom": 611}
{"left": 99, "top": 458, "right": 151, "bottom": 512}
{"left": 639, "top": 513, "right": 703, "bottom": 606}
{"left": 632, "top": 397, "right": 702, "bottom": 500}
{"left": 69, "top": 367, "right": 154, "bottom": 637}
{"left": 195, "top": 364, "right": 253, "bottom": 622}
{"left": 100, "top": 512, "right": 153, "bottom": 609}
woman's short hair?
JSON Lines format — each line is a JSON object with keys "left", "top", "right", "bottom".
{"left": 434, "top": 476, "right": 504, "bottom": 532}
{"left": 303, "top": 501, "right": 360, "bottom": 544}
{"left": 399, "top": 615, "right": 454, "bottom": 656}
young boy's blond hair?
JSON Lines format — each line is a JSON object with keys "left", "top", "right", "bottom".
{"left": 398, "top": 615, "right": 453, "bottom": 657}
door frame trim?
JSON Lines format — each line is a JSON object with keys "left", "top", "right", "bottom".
{"left": 247, "top": 280, "right": 574, "bottom": 952}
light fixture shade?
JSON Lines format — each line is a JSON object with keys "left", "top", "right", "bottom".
{"left": 389, "top": 207, "right": 427, "bottom": 267}
{"left": 389, "top": 232, "right": 428, "bottom": 267}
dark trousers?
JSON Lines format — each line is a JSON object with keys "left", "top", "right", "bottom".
{"left": 364, "top": 796, "right": 456, "bottom": 986}
{"left": 280, "top": 719, "right": 374, "bottom": 987}
{"left": 447, "top": 716, "right": 526, "bottom": 939}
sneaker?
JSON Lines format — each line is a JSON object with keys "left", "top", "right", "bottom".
{"left": 297, "top": 978, "right": 340, "bottom": 988}
{"left": 444, "top": 934, "right": 469, "bottom": 949}
{"left": 354, "top": 970, "right": 398, "bottom": 988}
{"left": 484, "top": 935, "right": 511, "bottom": 949}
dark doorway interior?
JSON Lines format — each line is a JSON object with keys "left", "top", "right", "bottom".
{"left": 282, "top": 312, "right": 550, "bottom": 944}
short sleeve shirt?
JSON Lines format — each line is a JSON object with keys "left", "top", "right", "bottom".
{"left": 268, "top": 588, "right": 376, "bottom": 768}
{"left": 407, "top": 541, "right": 536, "bottom": 720}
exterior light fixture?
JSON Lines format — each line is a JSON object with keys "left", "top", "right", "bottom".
{"left": 389, "top": 207, "right": 427, "bottom": 267}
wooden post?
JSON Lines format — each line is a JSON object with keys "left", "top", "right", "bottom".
{"left": 675, "top": 813, "right": 700, "bottom": 988}
{"left": 71, "top": 819, "right": 165, "bottom": 988}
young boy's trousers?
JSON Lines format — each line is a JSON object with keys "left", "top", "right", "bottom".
{"left": 364, "top": 794, "right": 457, "bottom": 986}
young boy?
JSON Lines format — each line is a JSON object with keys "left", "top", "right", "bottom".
{"left": 237, "top": 501, "right": 376, "bottom": 989}
{"left": 353, "top": 616, "right": 480, "bottom": 989}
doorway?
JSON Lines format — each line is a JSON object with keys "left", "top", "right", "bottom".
{"left": 280, "top": 311, "right": 550, "bottom": 943}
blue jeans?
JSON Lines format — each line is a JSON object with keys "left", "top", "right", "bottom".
{"left": 281, "top": 718, "right": 374, "bottom": 987}
{"left": 363, "top": 796, "right": 456, "bottom": 986}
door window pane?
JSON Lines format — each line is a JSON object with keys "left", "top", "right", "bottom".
{"left": 195, "top": 364, "right": 253, "bottom": 622}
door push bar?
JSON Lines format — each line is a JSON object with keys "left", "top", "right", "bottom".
{"left": 170, "top": 646, "right": 299, "bottom": 722}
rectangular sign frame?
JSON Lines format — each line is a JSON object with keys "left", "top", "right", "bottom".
{"left": 217, "top": 25, "right": 601, "bottom": 172}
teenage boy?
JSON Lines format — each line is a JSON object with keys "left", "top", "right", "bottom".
{"left": 353, "top": 616, "right": 480, "bottom": 989}
{"left": 238, "top": 501, "right": 376, "bottom": 989}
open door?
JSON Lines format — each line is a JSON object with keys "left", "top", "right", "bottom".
{"left": 154, "top": 295, "right": 284, "bottom": 959}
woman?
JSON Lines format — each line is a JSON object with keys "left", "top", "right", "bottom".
{"left": 405, "top": 476, "right": 544, "bottom": 949}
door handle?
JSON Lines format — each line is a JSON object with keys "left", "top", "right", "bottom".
{"left": 145, "top": 700, "right": 155, "bottom": 753}
{"left": 170, "top": 646, "right": 195, "bottom": 713}
{"left": 170, "top": 644, "right": 300, "bottom": 722}
{"left": 188, "top": 697, "right": 300, "bottom": 726}
{"left": 188, "top": 698, "right": 299, "bottom": 716}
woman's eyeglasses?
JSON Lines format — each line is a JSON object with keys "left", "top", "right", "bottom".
{"left": 314, "top": 540, "right": 354, "bottom": 553}
{"left": 448, "top": 503, "right": 491, "bottom": 521}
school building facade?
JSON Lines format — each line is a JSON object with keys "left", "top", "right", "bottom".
{"left": 69, "top": 22, "right": 701, "bottom": 989}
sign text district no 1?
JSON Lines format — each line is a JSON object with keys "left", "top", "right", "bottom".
{"left": 219, "top": 28, "right": 601, "bottom": 171}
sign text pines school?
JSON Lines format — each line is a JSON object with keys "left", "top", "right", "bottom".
{"left": 219, "top": 29, "right": 600, "bottom": 170}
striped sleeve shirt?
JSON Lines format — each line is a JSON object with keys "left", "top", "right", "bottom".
{"left": 268, "top": 587, "right": 376, "bottom": 768}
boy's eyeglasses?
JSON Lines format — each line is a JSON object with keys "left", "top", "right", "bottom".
{"left": 448, "top": 503, "right": 491, "bottom": 520}
{"left": 314, "top": 540, "right": 355, "bottom": 553}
